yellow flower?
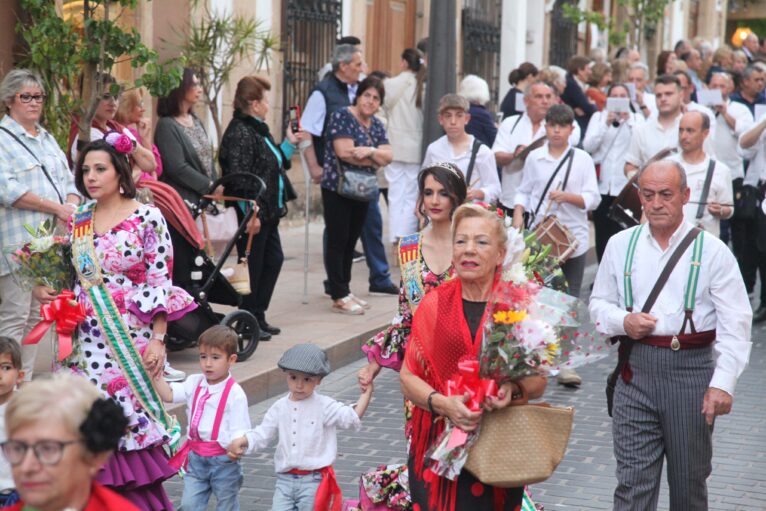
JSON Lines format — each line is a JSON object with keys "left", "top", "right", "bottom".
{"left": 546, "top": 342, "right": 560, "bottom": 363}
{"left": 493, "top": 310, "right": 527, "bottom": 325}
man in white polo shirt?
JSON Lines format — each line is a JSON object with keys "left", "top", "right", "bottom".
{"left": 669, "top": 111, "right": 734, "bottom": 238}
{"left": 492, "top": 81, "right": 580, "bottom": 213}
{"left": 624, "top": 74, "right": 684, "bottom": 176}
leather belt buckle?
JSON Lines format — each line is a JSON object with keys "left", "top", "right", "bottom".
{"left": 670, "top": 335, "right": 681, "bottom": 351}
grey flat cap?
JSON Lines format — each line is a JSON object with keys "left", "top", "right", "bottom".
{"left": 278, "top": 344, "right": 331, "bottom": 376}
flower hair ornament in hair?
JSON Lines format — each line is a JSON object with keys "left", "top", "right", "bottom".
{"left": 104, "top": 131, "right": 135, "bottom": 155}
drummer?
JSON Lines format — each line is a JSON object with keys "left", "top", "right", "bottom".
{"left": 493, "top": 80, "right": 581, "bottom": 215}
{"left": 624, "top": 74, "right": 684, "bottom": 177}
{"left": 668, "top": 111, "right": 734, "bottom": 238}
{"left": 512, "top": 104, "right": 600, "bottom": 299}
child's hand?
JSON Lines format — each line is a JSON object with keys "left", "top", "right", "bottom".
{"left": 226, "top": 436, "right": 248, "bottom": 460}
{"left": 362, "top": 380, "right": 374, "bottom": 396}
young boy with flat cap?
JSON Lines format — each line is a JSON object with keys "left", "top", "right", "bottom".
{"left": 227, "top": 344, "right": 373, "bottom": 510}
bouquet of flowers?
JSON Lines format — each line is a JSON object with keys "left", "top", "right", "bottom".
{"left": 360, "top": 464, "right": 411, "bottom": 510}
{"left": 5, "top": 219, "right": 72, "bottom": 292}
{"left": 427, "top": 225, "right": 609, "bottom": 480}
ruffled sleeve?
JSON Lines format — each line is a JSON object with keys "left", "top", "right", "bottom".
{"left": 127, "top": 205, "right": 196, "bottom": 323}
{"left": 362, "top": 277, "right": 411, "bottom": 371}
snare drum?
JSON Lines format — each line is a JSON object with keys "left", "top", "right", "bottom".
{"left": 608, "top": 175, "right": 641, "bottom": 229}
{"left": 532, "top": 215, "right": 579, "bottom": 263}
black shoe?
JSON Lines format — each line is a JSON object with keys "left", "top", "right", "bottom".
{"left": 754, "top": 306, "right": 766, "bottom": 324}
{"left": 259, "top": 320, "right": 281, "bottom": 336}
{"left": 369, "top": 283, "right": 399, "bottom": 295}
{"left": 259, "top": 330, "right": 272, "bottom": 341}
{"left": 353, "top": 250, "right": 365, "bottom": 263}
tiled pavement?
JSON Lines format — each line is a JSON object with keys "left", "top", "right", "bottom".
{"left": 165, "top": 307, "right": 766, "bottom": 510}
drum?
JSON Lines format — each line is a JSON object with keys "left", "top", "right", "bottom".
{"left": 532, "top": 216, "right": 579, "bottom": 263}
{"left": 608, "top": 175, "right": 641, "bottom": 229}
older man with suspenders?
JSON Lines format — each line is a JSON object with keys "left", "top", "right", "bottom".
{"left": 590, "top": 160, "right": 752, "bottom": 510}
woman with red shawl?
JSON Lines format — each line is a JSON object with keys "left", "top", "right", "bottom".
{"left": 400, "top": 203, "right": 547, "bottom": 510}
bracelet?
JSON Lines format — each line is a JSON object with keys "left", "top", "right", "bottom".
{"left": 151, "top": 333, "right": 166, "bottom": 344}
{"left": 427, "top": 390, "right": 439, "bottom": 415}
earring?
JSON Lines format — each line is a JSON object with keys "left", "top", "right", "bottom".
{"left": 119, "top": 185, "right": 125, "bottom": 195}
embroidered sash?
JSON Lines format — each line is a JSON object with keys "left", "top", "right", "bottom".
{"left": 399, "top": 233, "right": 424, "bottom": 308}
{"left": 71, "top": 203, "right": 181, "bottom": 451}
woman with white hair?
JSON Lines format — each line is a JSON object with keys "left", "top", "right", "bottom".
{"left": 459, "top": 74, "right": 497, "bottom": 147}
{"left": 0, "top": 69, "right": 80, "bottom": 380}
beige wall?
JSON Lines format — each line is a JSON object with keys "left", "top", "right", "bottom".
{"left": 0, "top": 0, "right": 21, "bottom": 76}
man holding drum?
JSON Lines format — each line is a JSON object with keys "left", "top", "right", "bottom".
{"left": 668, "top": 111, "right": 734, "bottom": 238}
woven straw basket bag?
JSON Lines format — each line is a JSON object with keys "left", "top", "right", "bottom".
{"left": 464, "top": 403, "right": 574, "bottom": 487}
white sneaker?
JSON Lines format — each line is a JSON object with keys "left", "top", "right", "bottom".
{"left": 556, "top": 368, "right": 582, "bottom": 387}
{"left": 164, "top": 363, "right": 186, "bottom": 382}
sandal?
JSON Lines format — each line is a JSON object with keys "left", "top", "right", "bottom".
{"left": 349, "top": 293, "right": 371, "bottom": 310}
{"left": 331, "top": 295, "right": 365, "bottom": 315}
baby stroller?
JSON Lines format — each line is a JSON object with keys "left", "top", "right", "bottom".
{"left": 140, "top": 174, "right": 265, "bottom": 361}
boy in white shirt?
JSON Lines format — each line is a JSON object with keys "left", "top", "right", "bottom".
{"left": 228, "top": 343, "right": 373, "bottom": 511}
{"left": 0, "top": 338, "right": 23, "bottom": 507}
{"left": 512, "top": 103, "right": 601, "bottom": 299}
{"left": 152, "top": 326, "right": 251, "bottom": 511}
{"left": 421, "top": 94, "right": 501, "bottom": 203}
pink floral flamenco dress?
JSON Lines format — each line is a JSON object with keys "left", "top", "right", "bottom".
{"left": 60, "top": 203, "right": 196, "bottom": 510}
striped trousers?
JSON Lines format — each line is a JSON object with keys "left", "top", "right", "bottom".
{"left": 612, "top": 343, "right": 715, "bottom": 511}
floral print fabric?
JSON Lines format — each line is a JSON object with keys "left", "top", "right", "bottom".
{"left": 320, "top": 107, "right": 389, "bottom": 191}
{"left": 61, "top": 204, "right": 195, "bottom": 452}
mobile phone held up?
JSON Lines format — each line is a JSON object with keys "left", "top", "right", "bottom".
{"left": 289, "top": 105, "right": 301, "bottom": 133}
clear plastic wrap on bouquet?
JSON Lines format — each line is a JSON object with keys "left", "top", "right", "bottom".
{"left": 480, "top": 277, "right": 610, "bottom": 382}
{"left": 3, "top": 220, "right": 73, "bottom": 293}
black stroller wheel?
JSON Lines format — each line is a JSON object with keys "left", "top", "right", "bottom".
{"left": 222, "top": 310, "right": 259, "bottom": 361}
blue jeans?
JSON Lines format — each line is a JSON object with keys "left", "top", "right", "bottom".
{"left": 360, "top": 197, "right": 393, "bottom": 288}
{"left": 272, "top": 471, "right": 323, "bottom": 511}
{"left": 181, "top": 452, "right": 243, "bottom": 511}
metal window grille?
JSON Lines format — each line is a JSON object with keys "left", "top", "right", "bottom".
{"left": 281, "top": 0, "right": 342, "bottom": 126}
{"left": 461, "top": 0, "right": 502, "bottom": 108}
{"left": 548, "top": 0, "right": 578, "bottom": 67}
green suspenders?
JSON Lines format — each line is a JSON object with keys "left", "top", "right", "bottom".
{"left": 623, "top": 225, "right": 704, "bottom": 337}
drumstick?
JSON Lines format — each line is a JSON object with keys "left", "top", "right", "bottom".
{"left": 687, "top": 201, "right": 734, "bottom": 206}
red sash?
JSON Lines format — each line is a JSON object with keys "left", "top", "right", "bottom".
{"left": 168, "top": 377, "right": 235, "bottom": 470}
{"left": 285, "top": 466, "right": 342, "bottom": 511}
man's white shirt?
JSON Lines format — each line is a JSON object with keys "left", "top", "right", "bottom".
{"left": 582, "top": 111, "right": 643, "bottom": 195}
{"left": 625, "top": 113, "right": 682, "bottom": 169}
{"left": 422, "top": 134, "right": 501, "bottom": 203}
{"left": 712, "top": 100, "right": 753, "bottom": 180}
{"left": 513, "top": 143, "right": 600, "bottom": 258}
{"left": 492, "top": 113, "right": 580, "bottom": 208}
{"left": 668, "top": 154, "right": 733, "bottom": 238}
{"left": 589, "top": 222, "right": 752, "bottom": 395}
{"left": 738, "top": 125, "right": 766, "bottom": 186}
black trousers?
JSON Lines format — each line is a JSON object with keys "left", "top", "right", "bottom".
{"left": 730, "top": 215, "right": 766, "bottom": 303}
{"left": 593, "top": 194, "right": 624, "bottom": 263}
{"left": 407, "top": 456, "right": 523, "bottom": 510}
{"left": 236, "top": 218, "right": 283, "bottom": 323}
{"left": 321, "top": 188, "right": 369, "bottom": 300}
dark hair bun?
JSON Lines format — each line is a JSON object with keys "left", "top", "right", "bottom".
{"left": 80, "top": 398, "right": 128, "bottom": 453}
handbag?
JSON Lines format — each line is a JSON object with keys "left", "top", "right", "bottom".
{"left": 733, "top": 178, "right": 761, "bottom": 220}
{"left": 464, "top": 403, "right": 574, "bottom": 487}
{"left": 195, "top": 204, "right": 239, "bottom": 258}
{"left": 335, "top": 156, "right": 379, "bottom": 202}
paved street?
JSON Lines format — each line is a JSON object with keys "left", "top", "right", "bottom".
{"left": 165, "top": 313, "right": 766, "bottom": 510}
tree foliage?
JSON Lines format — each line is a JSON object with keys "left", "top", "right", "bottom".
{"left": 563, "top": 0, "right": 674, "bottom": 52}
{"left": 17, "top": 0, "right": 183, "bottom": 148}
{"left": 174, "top": 3, "right": 275, "bottom": 141}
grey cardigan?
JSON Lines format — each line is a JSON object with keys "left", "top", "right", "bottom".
{"left": 154, "top": 116, "right": 213, "bottom": 205}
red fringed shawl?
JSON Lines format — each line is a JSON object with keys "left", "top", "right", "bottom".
{"left": 405, "top": 278, "right": 505, "bottom": 511}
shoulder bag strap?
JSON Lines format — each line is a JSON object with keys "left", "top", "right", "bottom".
{"left": 640, "top": 227, "right": 702, "bottom": 314}
{"left": 510, "top": 114, "right": 523, "bottom": 135}
{"left": 0, "top": 126, "right": 63, "bottom": 204}
{"left": 560, "top": 147, "right": 577, "bottom": 191}
{"left": 695, "top": 160, "right": 717, "bottom": 220}
{"left": 464, "top": 138, "right": 482, "bottom": 187}
{"left": 531, "top": 149, "right": 574, "bottom": 222}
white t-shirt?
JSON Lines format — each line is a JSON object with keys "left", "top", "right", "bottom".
{"left": 422, "top": 135, "right": 501, "bottom": 203}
